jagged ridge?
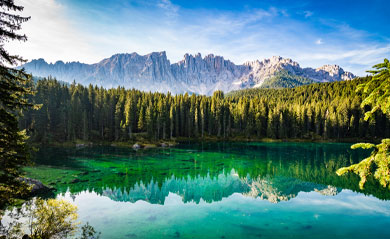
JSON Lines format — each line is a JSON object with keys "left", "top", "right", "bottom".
{"left": 21, "top": 52, "right": 355, "bottom": 95}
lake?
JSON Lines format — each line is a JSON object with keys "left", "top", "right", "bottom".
{"left": 24, "top": 142, "right": 390, "bottom": 238}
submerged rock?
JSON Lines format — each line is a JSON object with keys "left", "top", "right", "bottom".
{"left": 18, "top": 177, "right": 53, "bottom": 195}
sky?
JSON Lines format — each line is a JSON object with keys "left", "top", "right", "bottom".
{"left": 7, "top": 0, "right": 390, "bottom": 76}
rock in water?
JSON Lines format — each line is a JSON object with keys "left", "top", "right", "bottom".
{"left": 18, "top": 177, "right": 53, "bottom": 195}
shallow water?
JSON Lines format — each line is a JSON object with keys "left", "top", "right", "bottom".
{"left": 23, "top": 142, "right": 390, "bottom": 238}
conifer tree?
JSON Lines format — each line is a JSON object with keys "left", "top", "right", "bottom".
{"left": 169, "top": 104, "right": 174, "bottom": 139}
{"left": 337, "top": 59, "right": 390, "bottom": 189}
{"left": 0, "top": 0, "right": 33, "bottom": 208}
{"left": 124, "top": 95, "right": 134, "bottom": 139}
{"left": 138, "top": 105, "right": 145, "bottom": 132}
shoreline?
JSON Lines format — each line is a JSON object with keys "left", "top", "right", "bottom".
{"left": 28, "top": 136, "right": 381, "bottom": 148}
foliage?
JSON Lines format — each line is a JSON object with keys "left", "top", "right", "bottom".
{"left": 0, "top": 0, "right": 34, "bottom": 209}
{"left": 0, "top": 198, "right": 102, "bottom": 239}
{"left": 337, "top": 139, "right": 390, "bottom": 189}
{"left": 337, "top": 59, "right": 390, "bottom": 189}
{"left": 350, "top": 143, "right": 375, "bottom": 150}
{"left": 0, "top": 198, "right": 79, "bottom": 239}
{"left": 80, "top": 222, "right": 100, "bottom": 239}
{"left": 358, "top": 58, "right": 390, "bottom": 120}
{"left": 20, "top": 76, "right": 390, "bottom": 144}
{"left": 28, "top": 198, "right": 78, "bottom": 239}
{"left": 0, "top": 0, "right": 29, "bottom": 66}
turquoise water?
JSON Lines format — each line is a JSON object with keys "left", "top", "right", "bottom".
{"left": 25, "top": 142, "right": 390, "bottom": 238}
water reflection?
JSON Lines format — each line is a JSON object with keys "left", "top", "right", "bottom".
{"left": 99, "top": 170, "right": 342, "bottom": 204}
{"left": 26, "top": 142, "right": 390, "bottom": 203}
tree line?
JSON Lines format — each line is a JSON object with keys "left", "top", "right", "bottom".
{"left": 20, "top": 76, "right": 390, "bottom": 143}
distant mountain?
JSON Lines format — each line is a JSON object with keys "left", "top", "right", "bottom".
{"left": 21, "top": 52, "right": 355, "bottom": 95}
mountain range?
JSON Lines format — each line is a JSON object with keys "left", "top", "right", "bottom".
{"left": 21, "top": 51, "right": 356, "bottom": 95}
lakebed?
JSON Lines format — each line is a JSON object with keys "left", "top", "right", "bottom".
{"left": 13, "top": 142, "right": 390, "bottom": 238}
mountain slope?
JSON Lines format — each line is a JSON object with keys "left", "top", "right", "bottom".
{"left": 21, "top": 52, "right": 355, "bottom": 95}
{"left": 260, "top": 70, "right": 315, "bottom": 88}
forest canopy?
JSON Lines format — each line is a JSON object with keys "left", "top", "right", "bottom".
{"left": 19, "top": 76, "right": 389, "bottom": 143}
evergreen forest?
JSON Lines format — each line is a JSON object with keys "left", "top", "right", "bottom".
{"left": 20, "top": 76, "right": 390, "bottom": 144}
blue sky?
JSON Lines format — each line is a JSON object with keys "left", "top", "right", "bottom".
{"left": 9, "top": 0, "right": 390, "bottom": 75}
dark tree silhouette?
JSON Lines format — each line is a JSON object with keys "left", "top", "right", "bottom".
{"left": 0, "top": 0, "right": 34, "bottom": 208}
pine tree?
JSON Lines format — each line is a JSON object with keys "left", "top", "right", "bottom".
{"left": 145, "top": 104, "right": 154, "bottom": 139}
{"left": 114, "top": 94, "right": 124, "bottom": 140}
{"left": 200, "top": 100, "right": 206, "bottom": 138}
{"left": 337, "top": 59, "right": 390, "bottom": 189}
{"left": 0, "top": 0, "right": 33, "bottom": 208}
{"left": 169, "top": 104, "right": 175, "bottom": 139}
{"left": 124, "top": 95, "right": 134, "bottom": 139}
{"left": 138, "top": 105, "right": 145, "bottom": 132}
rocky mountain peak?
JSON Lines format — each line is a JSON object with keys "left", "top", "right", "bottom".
{"left": 21, "top": 52, "right": 356, "bottom": 95}
{"left": 244, "top": 56, "right": 300, "bottom": 69}
{"left": 316, "top": 64, "right": 344, "bottom": 76}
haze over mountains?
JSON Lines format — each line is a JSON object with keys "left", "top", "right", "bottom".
{"left": 21, "top": 51, "right": 355, "bottom": 95}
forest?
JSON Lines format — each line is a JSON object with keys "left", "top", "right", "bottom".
{"left": 20, "top": 76, "right": 390, "bottom": 144}
{"left": 2, "top": 0, "right": 390, "bottom": 238}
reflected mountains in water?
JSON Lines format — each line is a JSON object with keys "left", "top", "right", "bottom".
{"left": 25, "top": 142, "right": 390, "bottom": 204}
{"left": 101, "top": 170, "right": 340, "bottom": 204}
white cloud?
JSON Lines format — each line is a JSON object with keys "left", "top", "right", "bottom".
{"left": 157, "top": 0, "right": 179, "bottom": 18}
{"left": 297, "top": 45, "right": 390, "bottom": 75}
{"left": 301, "top": 45, "right": 389, "bottom": 63}
{"left": 304, "top": 11, "right": 313, "bottom": 18}
{"left": 5, "top": 0, "right": 388, "bottom": 77}
{"left": 315, "top": 39, "right": 323, "bottom": 45}
{"left": 6, "top": 0, "right": 102, "bottom": 65}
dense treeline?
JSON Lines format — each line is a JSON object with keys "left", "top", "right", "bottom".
{"left": 20, "top": 77, "right": 390, "bottom": 143}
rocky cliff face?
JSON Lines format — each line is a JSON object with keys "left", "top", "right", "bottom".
{"left": 21, "top": 52, "right": 355, "bottom": 95}
{"left": 239, "top": 56, "right": 304, "bottom": 87}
